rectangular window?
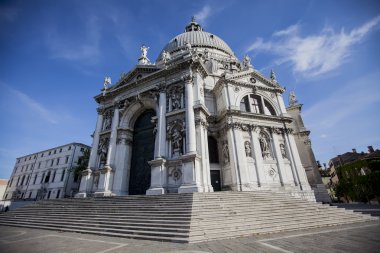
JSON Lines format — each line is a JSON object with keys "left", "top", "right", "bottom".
{"left": 40, "top": 173, "right": 45, "bottom": 184}
{"left": 56, "top": 158, "right": 60, "bottom": 165}
{"left": 31, "top": 164, "right": 34, "bottom": 170}
{"left": 52, "top": 171, "right": 56, "bottom": 182}
{"left": 50, "top": 159, "right": 54, "bottom": 166}
{"left": 49, "top": 151, "right": 51, "bottom": 155}
{"left": 68, "top": 146, "right": 71, "bottom": 150}
{"left": 80, "top": 147, "right": 84, "bottom": 152}
{"left": 17, "top": 177, "right": 20, "bottom": 186}
{"left": 59, "top": 148, "right": 62, "bottom": 153}
{"left": 41, "top": 153, "right": 44, "bottom": 157}
{"left": 65, "top": 156, "right": 69, "bottom": 164}
{"left": 38, "top": 162, "right": 41, "bottom": 169}
{"left": 33, "top": 174, "right": 37, "bottom": 184}
{"left": 28, "top": 191, "right": 32, "bottom": 198}
{"left": 56, "top": 190, "right": 61, "bottom": 199}
{"left": 61, "top": 169, "right": 66, "bottom": 181}
{"left": 54, "top": 150, "right": 56, "bottom": 154}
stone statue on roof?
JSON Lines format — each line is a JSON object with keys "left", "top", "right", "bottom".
{"left": 242, "top": 54, "right": 252, "bottom": 69}
{"left": 289, "top": 91, "right": 298, "bottom": 106}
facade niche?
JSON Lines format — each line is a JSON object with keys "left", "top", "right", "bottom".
{"left": 259, "top": 132, "right": 272, "bottom": 159}
{"left": 167, "top": 85, "right": 184, "bottom": 112}
{"left": 167, "top": 119, "right": 185, "bottom": 157}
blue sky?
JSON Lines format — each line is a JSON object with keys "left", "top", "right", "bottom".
{"left": 1, "top": 0, "right": 380, "bottom": 178}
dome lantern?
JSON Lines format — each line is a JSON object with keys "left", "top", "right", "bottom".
{"left": 185, "top": 16, "right": 203, "bottom": 32}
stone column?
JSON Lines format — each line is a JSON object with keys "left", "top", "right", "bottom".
{"left": 251, "top": 127, "right": 266, "bottom": 188}
{"left": 203, "top": 124, "right": 213, "bottom": 192}
{"left": 275, "top": 92, "right": 290, "bottom": 116}
{"left": 88, "top": 110, "right": 103, "bottom": 170}
{"left": 178, "top": 75, "right": 202, "bottom": 193}
{"left": 185, "top": 79, "right": 196, "bottom": 154}
{"left": 232, "top": 126, "right": 250, "bottom": 191}
{"left": 271, "top": 131, "right": 285, "bottom": 187}
{"left": 287, "top": 133, "right": 312, "bottom": 191}
{"left": 156, "top": 90, "right": 167, "bottom": 158}
{"left": 95, "top": 105, "right": 119, "bottom": 196}
{"left": 106, "top": 106, "right": 119, "bottom": 167}
{"left": 112, "top": 129, "right": 133, "bottom": 195}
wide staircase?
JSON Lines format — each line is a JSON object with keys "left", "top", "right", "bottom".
{"left": 0, "top": 191, "right": 378, "bottom": 243}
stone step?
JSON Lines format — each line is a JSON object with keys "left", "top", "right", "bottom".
{"left": 1, "top": 218, "right": 191, "bottom": 232}
{"left": 2, "top": 191, "right": 377, "bottom": 243}
{"left": 0, "top": 222, "right": 190, "bottom": 243}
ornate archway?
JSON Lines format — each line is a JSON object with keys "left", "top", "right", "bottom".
{"left": 128, "top": 109, "right": 156, "bottom": 195}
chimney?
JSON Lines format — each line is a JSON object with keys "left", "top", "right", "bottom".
{"left": 352, "top": 148, "right": 357, "bottom": 153}
{"left": 368, "top": 146, "right": 374, "bottom": 153}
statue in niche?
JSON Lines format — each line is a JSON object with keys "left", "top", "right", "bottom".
{"left": 102, "top": 115, "right": 112, "bottom": 131}
{"left": 171, "top": 90, "right": 182, "bottom": 110}
{"left": 259, "top": 134, "right": 271, "bottom": 159}
{"left": 222, "top": 142, "right": 230, "bottom": 164}
{"left": 245, "top": 141, "right": 252, "bottom": 157}
{"left": 172, "top": 127, "right": 183, "bottom": 156}
{"left": 97, "top": 138, "right": 108, "bottom": 167}
{"left": 280, "top": 143, "right": 287, "bottom": 159}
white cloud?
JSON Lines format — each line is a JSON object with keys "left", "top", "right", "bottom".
{"left": 247, "top": 15, "right": 380, "bottom": 78}
{"left": 10, "top": 88, "right": 58, "bottom": 124}
{"left": 194, "top": 5, "right": 211, "bottom": 24}
{"left": 45, "top": 16, "right": 101, "bottom": 63}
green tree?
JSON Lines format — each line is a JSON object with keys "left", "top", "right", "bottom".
{"left": 73, "top": 149, "right": 90, "bottom": 180}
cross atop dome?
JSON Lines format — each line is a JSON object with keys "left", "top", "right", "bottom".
{"left": 185, "top": 16, "right": 203, "bottom": 32}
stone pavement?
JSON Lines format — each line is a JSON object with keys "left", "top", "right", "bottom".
{"left": 0, "top": 221, "right": 379, "bottom": 253}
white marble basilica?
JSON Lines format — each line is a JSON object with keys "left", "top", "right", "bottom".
{"left": 77, "top": 19, "right": 317, "bottom": 201}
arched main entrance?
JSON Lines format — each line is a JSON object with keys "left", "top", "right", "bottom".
{"left": 129, "top": 110, "right": 156, "bottom": 195}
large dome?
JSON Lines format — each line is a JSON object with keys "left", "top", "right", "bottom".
{"left": 157, "top": 19, "right": 236, "bottom": 60}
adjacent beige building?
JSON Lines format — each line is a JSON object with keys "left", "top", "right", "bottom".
{"left": 3, "top": 143, "right": 90, "bottom": 200}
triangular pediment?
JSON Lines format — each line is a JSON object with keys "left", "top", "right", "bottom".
{"left": 227, "top": 69, "right": 282, "bottom": 89}
{"left": 111, "top": 64, "right": 160, "bottom": 90}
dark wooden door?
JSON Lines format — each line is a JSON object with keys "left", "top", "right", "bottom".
{"left": 129, "top": 110, "right": 155, "bottom": 195}
{"left": 210, "top": 170, "right": 221, "bottom": 191}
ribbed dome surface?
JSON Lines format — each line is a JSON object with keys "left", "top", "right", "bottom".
{"left": 158, "top": 30, "right": 236, "bottom": 61}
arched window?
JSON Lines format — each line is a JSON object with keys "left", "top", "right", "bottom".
{"left": 240, "top": 94, "right": 276, "bottom": 116}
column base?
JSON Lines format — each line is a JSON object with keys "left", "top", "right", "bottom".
{"left": 74, "top": 192, "right": 87, "bottom": 198}
{"left": 146, "top": 187, "right": 165, "bottom": 195}
{"left": 178, "top": 184, "right": 203, "bottom": 193}
{"left": 93, "top": 191, "right": 114, "bottom": 197}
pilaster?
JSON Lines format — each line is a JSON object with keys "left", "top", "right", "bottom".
{"left": 146, "top": 158, "right": 166, "bottom": 195}
{"left": 185, "top": 79, "right": 196, "bottom": 154}
{"left": 75, "top": 169, "right": 92, "bottom": 198}
{"left": 88, "top": 111, "right": 103, "bottom": 170}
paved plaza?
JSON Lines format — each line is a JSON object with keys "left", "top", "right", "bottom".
{"left": 0, "top": 221, "right": 379, "bottom": 253}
